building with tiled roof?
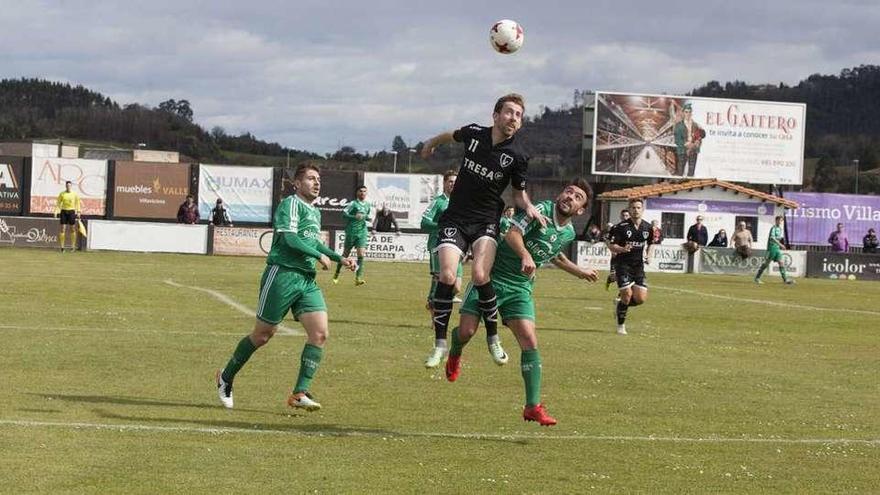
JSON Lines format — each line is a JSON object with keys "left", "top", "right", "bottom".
{"left": 597, "top": 179, "right": 798, "bottom": 244}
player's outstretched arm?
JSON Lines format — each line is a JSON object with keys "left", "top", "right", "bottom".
{"left": 420, "top": 131, "right": 455, "bottom": 159}
{"left": 505, "top": 225, "right": 536, "bottom": 276}
{"left": 512, "top": 189, "right": 547, "bottom": 227}
{"left": 551, "top": 253, "right": 598, "bottom": 282}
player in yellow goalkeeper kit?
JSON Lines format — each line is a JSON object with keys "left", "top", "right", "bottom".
{"left": 54, "top": 180, "right": 81, "bottom": 251}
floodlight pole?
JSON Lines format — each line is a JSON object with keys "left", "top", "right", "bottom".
{"left": 391, "top": 151, "right": 398, "bottom": 173}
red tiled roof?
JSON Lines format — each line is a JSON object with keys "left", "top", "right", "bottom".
{"left": 596, "top": 179, "right": 798, "bottom": 209}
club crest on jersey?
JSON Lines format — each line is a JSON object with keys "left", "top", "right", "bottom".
{"left": 643, "top": 231, "right": 649, "bottom": 239}
{"left": 550, "top": 234, "right": 558, "bottom": 242}
{"left": 499, "top": 153, "right": 514, "bottom": 168}
{"left": 486, "top": 224, "right": 496, "bottom": 235}
{"left": 442, "top": 227, "right": 457, "bottom": 238}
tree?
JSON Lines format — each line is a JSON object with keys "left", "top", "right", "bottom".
{"left": 392, "top": 135, "right": 408, "bottom": 153}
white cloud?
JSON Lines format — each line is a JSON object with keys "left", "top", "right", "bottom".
{"left": 0, "top": 0, "right": 877, "bottom": 153}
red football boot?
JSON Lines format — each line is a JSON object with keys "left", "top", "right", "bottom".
{"left": 523, "top": 403, "right": 557, "bottom": 426}
{"left": 445, "top": 354, "right": 461, "bottom": 382}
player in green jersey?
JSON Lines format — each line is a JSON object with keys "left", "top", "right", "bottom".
{"left": 216, "top": 164, "right": 356, "bottom": 411}
{"left": 499, "top": 205, "right": 515, "bottom": 236}
{"left": 445, "top": 179, "right": 598, "bottom": 426}
{"left": 754, "top": 215, "right": 794, "bottom": 285}
{"left": 421, "top": 170, "right": 463, "bottom": 304}
{"left": 334, "top": 185, "right": 372, "bottom": 285}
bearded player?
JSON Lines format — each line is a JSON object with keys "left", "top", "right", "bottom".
{"left": 446, "top": 179, "right": 598, "bottom": 425}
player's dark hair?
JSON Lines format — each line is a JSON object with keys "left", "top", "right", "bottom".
{"left": 356, "top": 185, "right": 366, "bottom": 193}
{"left": 776, "top": 215, "right": 785, "bottom": 221}
{"left": 628, "top": 197, "right": 644, "bottom": 207}
{"left": 294, "top": 163, "right": 320, "bottom": 180}
{"left": 569, "top": 177, "right": 593, "bottom": 204}
{"left": 442, "top": 169, "right": 457, "bottom": 181}
{"left": 65, "top": 180, "right": 72, "bottom": 186}
{"left": 494, "top": 93, "right": 525, "bottom": 114}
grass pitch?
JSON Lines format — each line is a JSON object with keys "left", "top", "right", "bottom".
{"left": 1, "top": 248, "right": 878, "bottom": 493}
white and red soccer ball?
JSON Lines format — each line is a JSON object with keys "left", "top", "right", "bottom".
{"left": 490, "top": 19, "right": 524, "bottom": 54}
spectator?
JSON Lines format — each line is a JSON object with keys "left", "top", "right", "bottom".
{"left": 683, "top": 215, "right": 708, "bottom": 253}
{"left": 211, "top": 198, "right": 233, "bottom": 227}
{"left": 646, "top": 219, "right": 664, "bottom": 262}
{"left": 828, "top": 223, "right": 848, "bottom": 252}
{"left": 708, "top": 229, "right": 729, "bottom": 247}
{"left": 582, "top": 223, "right": 602, "bottom": 243}
{"left": 863, "top": 228, "right": 879, "bottom": 254}
{"left": 373, "top": 203, "right": 400, "bottom": 233}
{"left": 500, "top": 205, "right": 516, "bottom": 236}
{"left": 732, "top": 221, "right": 754, "bottom": 259}
{"left": 177, "top": 195, "right": 199, "bottom": 224}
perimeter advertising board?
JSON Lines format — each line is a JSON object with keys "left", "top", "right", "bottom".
{"left": 113, "top": 161, "right": 190, "bottom": 219}
{"left": 213, "top": 226, "right": 330, "bottom": 257}
{"left": 199, "top": 164, "right": 273, "bottom": 223}
{"left": 699, "top": 248, "right": 806, "bottom": 277}
{"left": 0, "top": 216, "right": 59, "bottom": 248}
{"left": 785, "top": 192, "right": 880, "bottom": 247}
{"left": 0, "top": 157, "right": 24, "bottom": 214}
{"left": 575, "top": 241, "right": 687, "bottom": 273}
{"left": 806, "top": 252, "right": 880, "bottom": 281}
{"left": 29, "top": 158, "right": 108, "bottom": 215}
{"left": 363, "top": 173, "right": 442, "bottom": 229}
{"left": 592, "top": 92, "right": 805, "bottom": 184}
{"left": 334, "top": 231, "right": 429, "bottom": 262}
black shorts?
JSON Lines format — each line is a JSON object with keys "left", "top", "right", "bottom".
{"left": 614, "top": 262, "right": 647, "bottom": 290}
{"left": 59, "top": 210, "right": 77, "bottom": 225}
{"left": 435, "top": 219, "right": 499, "bottom": 256}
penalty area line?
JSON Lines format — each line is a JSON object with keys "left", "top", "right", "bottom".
{"left": 1, "top": 419, "right": 878, "bottom": 446}
{"left": 654, "top": 285, "right": 880, "bottom": 317}
{"left": 164, "top": 279, "right": 302, "bottom": 336}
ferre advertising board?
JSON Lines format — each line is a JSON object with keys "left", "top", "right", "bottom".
{"left": 113, "top": 161, "right": 191, "bottom": 219}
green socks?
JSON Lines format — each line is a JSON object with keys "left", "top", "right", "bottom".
{"left": 294, "top": 343, "right": 324, "bottom": 393}
{"left": 356, "top": 256, "right": 364, "bottom": 278}
{"left": 221, "top": 336, "right": 258, "bottom": 382}
{"left": 521, "top": 349, "right": 542, "bottom": 407}
{"left": 779, "top": 266, "right": 789, "bottom": 282}
{"left": 449, "top": 326, "right": 467, "bottom": 357}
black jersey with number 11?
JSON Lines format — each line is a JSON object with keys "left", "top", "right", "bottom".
{"left": 441, "top": 123, "right": 528, "bottom": 224}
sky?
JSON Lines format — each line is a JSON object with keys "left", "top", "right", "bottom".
{"left": 1, "top": 0, "right": 878, "bottom": 154}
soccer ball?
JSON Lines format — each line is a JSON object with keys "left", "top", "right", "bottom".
{"left": 490, "top": 19, "right": 524, "bottom": 54}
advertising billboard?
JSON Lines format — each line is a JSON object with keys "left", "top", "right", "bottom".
{"left": 806, "top": 252, "right": 880, "bottom": 281}
{"left": 592, "top": 92, "right": 806, "bottom": 184}
{"left": 363, "top": 173, "right": 442, "bottom": 229}
{"left": 0, "top": 216, "right": 59, "bottom": 248}
{"left": 0, "top": 157, "right": 24, "bottom": 214}
{"left": 699, "top": 248, "right": 806, "bottom": 278}
{"left": 113, "top": 161, "right": 191, "bottom": 219}
{"left": 29, "top": 157, "right": 108, "bottom": 215}
{"left": 198, "top": 164, "right": 273, "bottom": 223}
{"left": 334, "top": 231, "right": 429, "bottom": 262}
{"left": 277, "top": 169, "right": 359, "bottom": 228}
{"left": 785, "top": 192, "right": 880, "bottom": 247}
{"left": 88, "top": 220, "right": 208, "bottom": 254}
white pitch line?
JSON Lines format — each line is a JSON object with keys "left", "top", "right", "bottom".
{"left": 1, "top": 419, "right": 878, "bottom": 446}
{"left": 164, "top": 279, "right": 302, "bottom": 336}
{"left": 0, "top": 324, "right": 252, "bottom": 338}
{"left": 654, "top": 285, "right": 880, "bottom": 317}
